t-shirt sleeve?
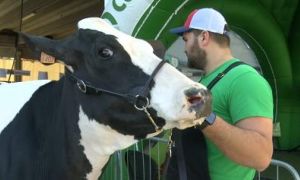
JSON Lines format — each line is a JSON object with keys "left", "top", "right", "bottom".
{"left": 229, "top": 72, "right": 274, "bottom": 124}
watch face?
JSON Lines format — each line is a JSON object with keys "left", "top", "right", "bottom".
{"left": 206, "top": 113, "right": 216, "bottom": 125}
{"left": 195, "top": 113, "right": 216, "bottom": 130}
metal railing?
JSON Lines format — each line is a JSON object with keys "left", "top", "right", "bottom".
{"left": 101, "top": 135, "right": 300, "bottom": 180}
{"left": 100, "top": 135, "right": 168, "bottom": 180}
{"left": 257, "top": 159, "right": 300, "bottom": 180}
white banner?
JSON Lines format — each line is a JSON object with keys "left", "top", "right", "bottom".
{"left": 102, "top": 0, "right": 155, "bottom": 35}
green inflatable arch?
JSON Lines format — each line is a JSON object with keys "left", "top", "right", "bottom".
{"left": 132, "top": 0, "right": 300, "bottom": 150}
{"left": 99, "top": 1, "right": 300, "bottom": 179}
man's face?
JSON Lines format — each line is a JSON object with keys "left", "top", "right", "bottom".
{"left": 183, "top": 31, "right": 207, "bottom": 70}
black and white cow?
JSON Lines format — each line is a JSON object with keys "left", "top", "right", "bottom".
{"left": 0, "top": 18, "right": 211, "bottom": 180}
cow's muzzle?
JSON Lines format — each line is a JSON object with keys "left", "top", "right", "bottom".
{"left": 184, "top": 87, "right": 212, "bottom": 118}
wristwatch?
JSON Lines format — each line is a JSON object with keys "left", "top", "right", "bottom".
{"left": 196, "top": 112, "right": 216, "bottom": 130}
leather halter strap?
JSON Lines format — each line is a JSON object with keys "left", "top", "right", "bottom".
{"left": 140, "top": 60, "right": 166, "bottom": 97}
{"left": 66, "top": 60, "right": 166, "bottom": 132}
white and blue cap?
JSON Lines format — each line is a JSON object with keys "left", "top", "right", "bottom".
{"left": 170, "top": 8, "right": 227, "bottom": 36}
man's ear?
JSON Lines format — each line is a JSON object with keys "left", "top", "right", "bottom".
{"left": 199, "top": 31, "right": 209, "bottom": 47}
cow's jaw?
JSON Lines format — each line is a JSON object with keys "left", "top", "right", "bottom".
{"left": 78, "top": 107, "right": 137, "bottom": 180}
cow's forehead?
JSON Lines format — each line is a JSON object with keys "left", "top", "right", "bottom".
{"left": 77, "top": 17, "right": 159, "bottom": 75}
{"left": 78, "top": 18, "right": 126, "bottom": 39}
{"left": 77, "top": 18, "right": 152, "bottom": 50}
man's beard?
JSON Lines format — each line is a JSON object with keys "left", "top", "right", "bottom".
{"left": 187, "top": 41, "right": 207, "bottom": 70}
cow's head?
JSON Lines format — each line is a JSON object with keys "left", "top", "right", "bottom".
{"left": 20, "top": 18, "right": 211, "bottom": 140}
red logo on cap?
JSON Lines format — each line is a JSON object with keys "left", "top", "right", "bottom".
{"left": 184, "top": 9, "right": 199, "bottom": 28}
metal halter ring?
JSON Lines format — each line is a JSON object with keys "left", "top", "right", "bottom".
{"left": 77, "top": 80, "right": 87, "bottom": 93}
{"left": 134, "top": 95, "right": 150, "bottom": 110}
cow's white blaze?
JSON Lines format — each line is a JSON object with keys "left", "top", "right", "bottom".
{"left": 0, "top": 80, "right": 50, "bottom": 133}
{"left": 150, "top": 64, "right": 207, "bottom": 121}
{"left": 77, "top": 18, "right": 208, "bottom": 130}
{"left": 78, "top": 107, "right": 137, "bottom": 180}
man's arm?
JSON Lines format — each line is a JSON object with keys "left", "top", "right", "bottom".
{"left": 202, "top": 116, "right": 273, "bottom": 172}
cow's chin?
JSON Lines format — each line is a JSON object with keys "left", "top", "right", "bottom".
{"left": 163, "top": 117, "right": 206, "bottom": 130}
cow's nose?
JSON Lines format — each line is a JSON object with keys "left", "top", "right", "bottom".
{"left": 184, "top": 87, "right": 212, "bottom": 117}
{"left": 184, "top": 87, "right": 201, "bottom": 97}
{"left": 184, "top": 87, "right": 208, "bottom": 102}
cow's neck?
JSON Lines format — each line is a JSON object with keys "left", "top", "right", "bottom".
{"left": 61, "top": 80, "right": 137, "bottom": 179}
{"left": 77, "top": 106, "right": 137, "bottom": 179}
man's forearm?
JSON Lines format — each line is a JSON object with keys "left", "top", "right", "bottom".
{"left": 202, "top": 116, "right": 273, "bottom": 171}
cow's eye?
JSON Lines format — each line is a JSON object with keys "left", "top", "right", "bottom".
{"left": 98, "top": 48, "right": 113, "bottom": 58}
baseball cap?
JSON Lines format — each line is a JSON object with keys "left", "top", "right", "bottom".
{"left": 170, "top": 8, "right": 227, "bottom": 36}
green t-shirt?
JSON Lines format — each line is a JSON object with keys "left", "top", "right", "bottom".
{"left": 199, "top": 59, "right": 273, "bottom": 180}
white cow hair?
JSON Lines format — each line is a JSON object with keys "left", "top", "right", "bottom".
{"left": 77, "top": 18, "right": 207, "bottom": 129}
{"left": 77, "top": 18, "right": 157, "bottom": 75}
{"left": 0, "top": 19, "right": 209, "bottom": 179}
{"left": 0, "top": 18, "right": 208, "bottom": 135}
{"left": 78, "top": 106, "right": 137, "bottom": 180}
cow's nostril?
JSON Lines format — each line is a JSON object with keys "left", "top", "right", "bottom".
{"left": 184, "top": 87, "right": 205, "bottom": 105}
{"left": 187, "top": 96, "right": 202, "bottom": 104}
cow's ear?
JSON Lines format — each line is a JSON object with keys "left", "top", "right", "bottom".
{"left": 19, "top": 32, "right": 66, "bottom": 62}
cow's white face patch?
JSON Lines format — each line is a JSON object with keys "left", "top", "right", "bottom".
{"left": 78, "top": 18, "right": 209, "bottom": 130}
{"left": 78, "top": 106, "right": 137, "bottom": 179}
{"left": 78, "top": 18, "right": 157, "bottom": 74}
{"left": 0, "top": 80, "right": 50, "bottom": 133}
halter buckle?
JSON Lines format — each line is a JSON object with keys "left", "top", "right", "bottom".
{"left": 134, "top": 95, "right": 149, "bottom": 110}
{"left": 77, "top": 80, "right": 87, "bottom": 93}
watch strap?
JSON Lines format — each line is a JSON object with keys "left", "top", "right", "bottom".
{"left": 196, "top": 112, "right": 216, "bottom": 130}
{"left": 197, "top": 120, "right": 210, "bottom": 130}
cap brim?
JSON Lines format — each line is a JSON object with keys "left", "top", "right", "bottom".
{"left": 169, "top": 26, "right": 190, "bottom": 36}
